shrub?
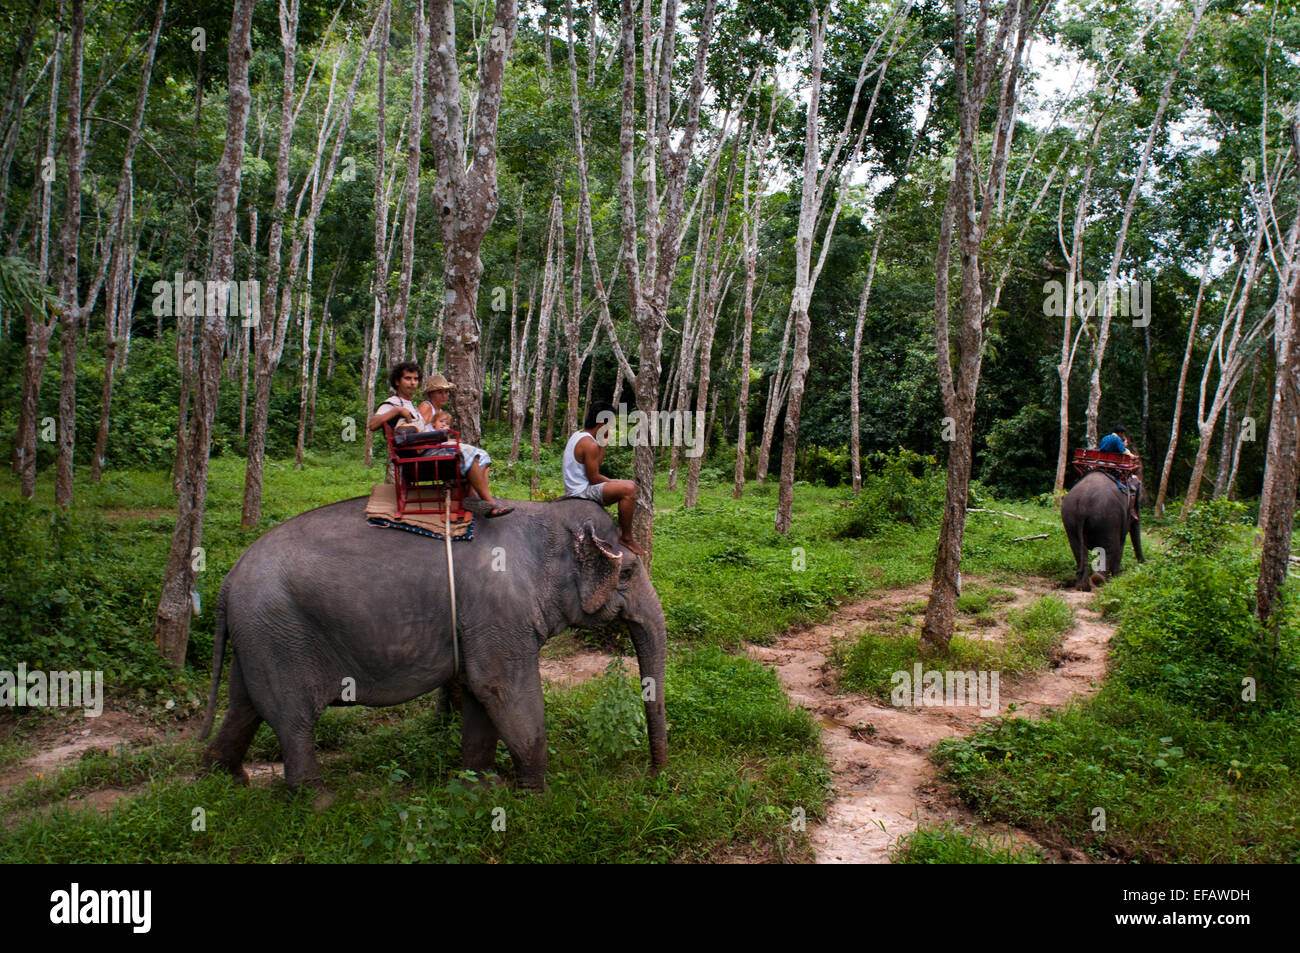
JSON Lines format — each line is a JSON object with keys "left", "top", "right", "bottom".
{"left": 586, "top": 659, "right": 647, "bottom": 763}
{"left": 838, "top": 448, "right": 945, "bottom": 538}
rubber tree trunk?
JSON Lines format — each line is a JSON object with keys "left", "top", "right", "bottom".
{"left": 152, "top": 0, "right": 253, "bottom": 668}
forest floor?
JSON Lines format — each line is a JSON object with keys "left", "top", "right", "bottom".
{"left": 0, "top": 575, "right": 1109, "bottom": 862}
{"left": 748, "top": 577, "right": 1109, "bottom": 863}
{"left": 535, "top": 574, "right": 1114, "bottom": 863}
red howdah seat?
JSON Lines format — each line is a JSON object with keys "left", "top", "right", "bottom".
{"left": 1072, "top": 448, "right": 1140, "bottom": 478}
{"left": 382, "top": 422, "right": 467, "bottom": 521}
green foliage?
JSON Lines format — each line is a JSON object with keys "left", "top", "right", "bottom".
{"left": 0, "top": 647, "right": 829, "bottom": 863}
{"left": 586, "top": 658, "right": 647, "bottom": 764}
{"left": 837, "top": 449, "right": 946, "bottom": 539}
{"left": 934, "top": 517, "right": 1300, "bottom": 863}
{"left": 978, "top": 403, "right": 1058, "bottom": 499}
{"left": 890, "top": 823, "right": 1043, "bottom": 864}
{"left": 1162, "top": 499, "right": 1255, "bottom": 560}
{"left": 1098, "top": 520, "right": 1299, "bottom": 721}
{"left": 834, "top": 593, "right": 1075, "bottom": 697}
{"left": 0, "top": 501, "right": 172, "bottom": 692}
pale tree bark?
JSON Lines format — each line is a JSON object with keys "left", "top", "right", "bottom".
{"left": 427, "top": 0, "right": 518, "bottom": 444}
{"left": 776, "top": 0, "right": 914, "bottom": 533}
{"left": 54, "top": 0, "right": 87, "bottom": 508}
{"left": 240, "top": 104, "right": 268, "bottom": 438}
{"left": 293, "top": 231, "right": 316, "bottom": 468}
{"left": 372, "top": 3, "right": 393, "bottom": 366}
{"left": 1213, "top": 396, "right": 1236, "bottom": 499}
{"left": 388, "top": 0, "right": 426, "bottom": 367}
{"left": 1251, "top": 106, "right": 1300, "bottom": 526}
{"left": 852, "top": 78, "right": 932, "bottom": 492}
{"left": 91, "top": 0, "right": 165, "bottom": 483}
{"left": 666, "top": 184, "right": 713, "bottom": 489}
{"left": 756, "top": 306, "right": 793, "bottom": 484}
{"left": 545, "top": 331, "right": 562, "bottom": 445}
{"left": 14, "top": 27, "right": 63, "bottom": 496}
{"left": 921, "top": 0, "right": 1042, "bottom": 652}
{"left": 362, "top": 291, "right": 382, "bottom": 467}
{"left": 1050, "top": 11, "right": 1168, "bottom": 488}
{"left": 615, "top": 0, "right": 718, "bottom": 562}
{"left": 1084, "top": 0, "right": 1208, "bottom": 447}
{"left": 1181, "top": 215, "right": 1271, "bottom": 517}
{"left": 1051, "top": 108, "right": 1107, "bottom": 491}
{"left": 1226, "top": 358, "right": 1258, "bottom": 499}
{"left": 1153, "top": 233, "right": 1217, "bottom": 515}
{"left": 507, "top": 275, "right": 537, "bottom": 464}
{"left": 366, "top": 7, "right": 396, "bottom": 469}
{"left": 733, "top": 82, "right": 778, "bottom": 498}
{"left": 243, "top": 0, "right": 383, "bottom": 525}
{"left": 506, "top": 189, "right": 531, "bottom": 464}
{"left": 531, "top": 190, "right": 562, "bottom": 494}
{"left": 1257, "top": 123, "right": 1300, "bottom": 626}
{"left": 566, "top": 0, "right": 635, "bottom": 421}
{"left": 153, "top": 0, "right": 253, "bottom": 667}
{"left": 306, "top": 255, "right": 340, "bottom": 446}
{"left": 685, "top": 125, "right": 745, "bottom": 507}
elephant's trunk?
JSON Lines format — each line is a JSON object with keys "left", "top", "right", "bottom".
{"left": 626, "top": 596, "right": 668, "bottom": 769}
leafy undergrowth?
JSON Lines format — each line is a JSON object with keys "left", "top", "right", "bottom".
{"left": 832, "top": 589, "right": 1075, "bottom": 699}
{"left": 933, "top": 502, "right": 1300, "bottom": 863}
{"left": 0, "top": 647, "right": 830, "bottom": 863}
{"left": 889, "top": 822, "right": 1043, "bottom": 864}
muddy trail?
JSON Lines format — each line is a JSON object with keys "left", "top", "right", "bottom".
{"left": 747, "top": 578, "right": 1111, "bottom": 863}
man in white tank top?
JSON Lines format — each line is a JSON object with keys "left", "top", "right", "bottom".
{"left": 563, "top": 401, "right": 644, "bottom": 556}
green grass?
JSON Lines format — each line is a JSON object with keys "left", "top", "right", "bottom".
{"left": 889, "top": 822, "right": 1043, "bottom": 864}
{"left": 0, "top": 647, "right": 829, "bottom": 862}
{"left": 933, "top": 502, "right": 1300, "bottom": 863}
{"left": 832, "top": 593, "right": 1075, "bottom": 699}
{"left": 5, "top": 444, "right": 1297, "bottom": 864}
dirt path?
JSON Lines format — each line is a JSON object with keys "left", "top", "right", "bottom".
{"left": 0, "top": 707, "right": 176, "bottom": 796}
{"left": 747, "top": 580, "right": 1111, "bottom": 863}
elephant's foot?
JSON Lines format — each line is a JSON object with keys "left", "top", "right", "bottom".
{"left": 293, "top": 777, "right": 334, "bottom": 811}
{"left": 201, "top": 748, "right": 252, "bottom": 786}
{"left": 458, "top": 768, "right": 507, "bottom": 790}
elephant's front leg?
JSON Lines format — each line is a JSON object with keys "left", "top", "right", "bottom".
{"left": 468, "top": 656, "right": 548, "bottom": 791}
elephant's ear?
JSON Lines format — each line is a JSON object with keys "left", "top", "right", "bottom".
{"left": 574, "top": 520, "right": 623, "bottom": 614}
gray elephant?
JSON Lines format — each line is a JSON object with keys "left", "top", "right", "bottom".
{"left": 199, "top": 496, "right": 667, "bottom": 804}
{"left": 1060, "top": 469, "right": 1144, "bottom": 591}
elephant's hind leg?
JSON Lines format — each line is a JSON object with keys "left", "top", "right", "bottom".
{"left": 460, "top": 688, "right": 502, "bottom": 776}
{"left": 470, "top": 662, "right": 547, "bottom": 791}
{"left": 201, "top": 655, "right": 263, "bottom": 785}
{"left": 264, "top": 695, "right": 330, "bottom": 806}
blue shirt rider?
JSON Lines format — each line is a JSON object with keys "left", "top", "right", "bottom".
{"left": 1096, "top": 425, "right": 1139, "bottom": 518}
{"left": 1097, "top": 426, "right": 1134, "bottom": 456}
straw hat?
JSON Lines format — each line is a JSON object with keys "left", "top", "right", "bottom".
{"left": 423, "top": 373, "right": 456, "bottom": 395}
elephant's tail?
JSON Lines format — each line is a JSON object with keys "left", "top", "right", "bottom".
{"left": 199, "top": 585, "right": 228, "bottom": 740}
{"left": 1071, "top": 518, "right": 1089, "bottom": 580}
